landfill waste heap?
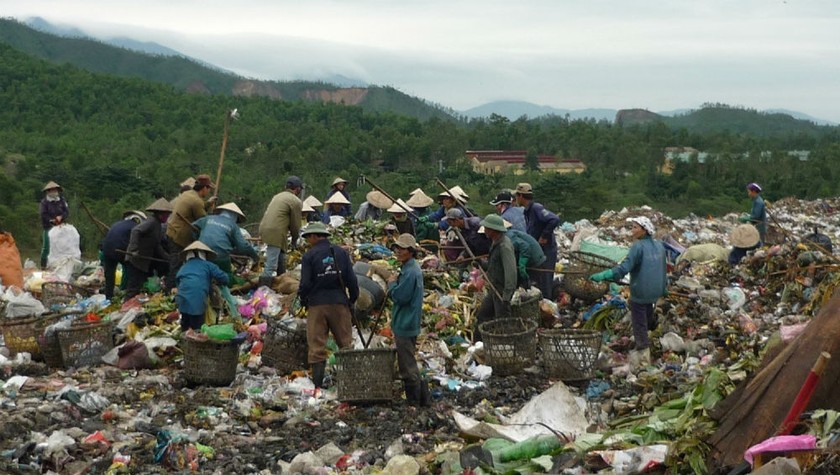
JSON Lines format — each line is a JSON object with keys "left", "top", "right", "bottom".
{"left": 1, "top": 197, "right": 840, "bottom": 474}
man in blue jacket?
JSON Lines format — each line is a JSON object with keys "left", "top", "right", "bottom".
{"left": 193, "top": 202, "right": 257, "bottom": 278}
{"left": 297, "top": 222, "right": 359, "bottom": 390}
{"left": 514, "top": 183, "right": 560, "bottom": 299}
{"left": 490, "top": 191, "right": 526, "bottom": 232}
{"left": 591, "top": 216, "right": 666, "bottom": 368}
{"left": 100, "top": 210, "right": 147, "bottom": 300}
{"left": 388, "top": 233, "right": 431, "bottom": 407}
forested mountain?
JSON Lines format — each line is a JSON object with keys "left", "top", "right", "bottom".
{"left": 1, "top": 30, "right": 840, "bottom": 259}
{"left": 0, "top": 18, "right": 455, "bottom": 121}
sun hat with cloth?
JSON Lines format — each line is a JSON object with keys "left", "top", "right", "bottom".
{"left": 390, "top": 233, "right": 418, "bottom": 251}
{"left": 746, "top": 182, "right": 762, "bottom": 193}
{"left": 42, "top": 181, "right": 62, "bottom": 192}
{"left": 215, "top": 202, "right": 246, "bottom": 222}
{"left": 301, "top": 221, "right": 331, "bottom": 237}
{"left": 366, "top": 190, "right": 393, "bottom": 209}
{"left": 406, "top": 189, "right": 434, "bottom": 208}
{"left": 626, "top": 216, "right": 655, "bottom": 236}
{"left": 730, "top": 224, "right": 760, "bottom": 248}
{"left": 123, "top": 210, "right": 147, "bottom": 220}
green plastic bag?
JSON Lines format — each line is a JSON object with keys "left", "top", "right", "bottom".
{"left": 201, "top": 323, "right": 236, "bottom": 341}
{"left": 143, "top": 276, "right": 162, "bottom": 293}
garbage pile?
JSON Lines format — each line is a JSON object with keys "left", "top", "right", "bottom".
{"left": 2, "top": 197, "right": 840, "bottom": 474}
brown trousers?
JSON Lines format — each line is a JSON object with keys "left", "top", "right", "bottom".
{"left": 306, "top": 303, "right": 354, "bottom": 364}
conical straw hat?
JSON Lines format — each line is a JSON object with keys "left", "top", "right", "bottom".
{"left": 366, "top": 190, "right": 393, "bottom": 209}
{"left": 216, "top": 202, "right": 246, "bottom": 222}
{"left": 387, "top": 198, "right": 411, "bottom": 213}
{"left": 406, "top": 189, "right": 434, "bottom": 208}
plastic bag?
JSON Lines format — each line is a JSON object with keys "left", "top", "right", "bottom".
{"left": 47, "top": 224, "right": 81, "bottom": 267}
{"left": 2, "top": 287, "right": 46, "bottom": 318}
{"left": 201, "top": 323, "right": 236, "bottom": 340}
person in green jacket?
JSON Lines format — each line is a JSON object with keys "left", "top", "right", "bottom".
{"left": 591, "top": 216, "right": 666, "bottom": 368}
{"left": 388, "top": 233, "right": 431, "bottom": 407}
{"left": 473, "top": 214, "right": 517, "bottom": 342}
{"left": 506, "top": 228, "right": 547, "bottom": 289}
{"left": 740, "top": 182, "right": 767, "bottom": 245}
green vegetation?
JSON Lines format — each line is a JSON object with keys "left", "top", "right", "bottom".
{"left": 1, "top": 27, "right": 840, "bottom": 260}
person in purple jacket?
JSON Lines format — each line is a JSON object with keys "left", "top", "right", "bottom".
{"left": 514, "top": 183, "right": 560, "bottom": 299}
{"left": 39, "top": 181, "right": 70, "bottom": 269}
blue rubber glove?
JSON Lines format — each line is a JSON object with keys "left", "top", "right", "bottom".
{"left": 590, "top": 270, "right": 613, "bottom": 282}
{"left": 517, "top": 257, "right": 529, "bottom": 282}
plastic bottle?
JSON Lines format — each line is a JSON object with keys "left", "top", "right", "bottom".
{"left": 494, "top": 434, "right": 563, "bottom": 462}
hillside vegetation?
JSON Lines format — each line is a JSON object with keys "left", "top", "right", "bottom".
{"left": 1, "top": 31, "right": 840, "bottom": 258}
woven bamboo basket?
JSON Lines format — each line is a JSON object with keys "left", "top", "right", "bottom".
{"left": 1, "top": 313, "right": 62, "bottom": 359}
{"left": 511, "top": 295, "right": 541, "bottom": 322}
{"left": 562, "top": 251, "right": 616, "bottom": 302}
{"left": 479, "top": 318, "right": 538, "bottom": 376}
{"left": 41, "top": 282, "right": 91, "bottom": 309}
{"left": 262, "top": 318, "right": 308, "bottom": 374}
{"left": 183, "top": 338, "right": 240, "bottom": 386}
{"left": 335, "top": 348, "right": 396, "bottom": 403}
{"left": 539, "top": 328, "right": 602, "bottom": 381}
{"left": 56, "top": 320, "right": 114, "bottom": 368}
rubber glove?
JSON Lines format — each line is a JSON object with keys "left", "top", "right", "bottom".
{"left": 738, "top": 213, "right": 751, "bottom": 223}
{"left": 517, "top": 257, "right": 529, "bottom": 281}
{"left": 416, "top": 215, "right": 429, "bottom": 224}
{"left": 590, "top": 270, "right": 613, "bottom": 282}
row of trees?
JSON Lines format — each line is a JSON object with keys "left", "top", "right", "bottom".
{"left": 2, "top": 43, "right": 839, "bottom": 257}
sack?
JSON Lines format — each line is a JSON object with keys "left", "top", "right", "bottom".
{"left": 47, "top": 224, "right": 81, "bottom": 267}
{"left": 0, "top": 232, "right": 24, "bottom": 288}
{"left": 117, "top": 340, "right": 153, "bottom": 369}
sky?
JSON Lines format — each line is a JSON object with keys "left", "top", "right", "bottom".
{"left": 4, "top": 0, "right": 840, "bottom": 122}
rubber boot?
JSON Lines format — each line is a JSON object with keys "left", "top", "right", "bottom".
{"left": 311, "top": 361, "right": 326, "bottom": 389}
{"left": 403, "top": 382, "right": 420, "bottom": 406}
{"left": 418, "top": 380, "right": 432, "bottom": 407}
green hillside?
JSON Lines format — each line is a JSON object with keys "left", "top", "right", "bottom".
{"left": 662, "top": 104, "right": 830, "bottom": 138}
{"left": 0, "top": 18, "right": 454, "bottom": 121}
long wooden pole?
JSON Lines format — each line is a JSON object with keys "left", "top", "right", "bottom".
{"left": 79, "top": 201, "right": 110, "bottom": 236}
{"left": 363, "top": 176, "right": 417, "bottom": 218}
{"left": 213, "top": 109, "right": 236, "bottom": 208}
{"left": 434, "top": 177, "right": 473, "bottom": 217}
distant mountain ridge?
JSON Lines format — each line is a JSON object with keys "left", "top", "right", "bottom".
{"left": 463, "top": 100, "right": 837, "bottom": 126}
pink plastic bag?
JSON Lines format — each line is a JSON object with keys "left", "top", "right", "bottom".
{"left": 744, "top": 434, "right": 816, "bottom": 464}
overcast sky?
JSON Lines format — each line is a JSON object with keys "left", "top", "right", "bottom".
{"left": 4, "top": 0, "right": 840, "bottom": 122}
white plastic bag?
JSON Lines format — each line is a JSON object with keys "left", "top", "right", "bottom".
{"left": 47, "top": 224, "right": 81, "bottom": 268}
{"left": 2, "top": 287, "right": 46, "bottom": 318}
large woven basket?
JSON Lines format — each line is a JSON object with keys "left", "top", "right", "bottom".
{"left": 479, "top": 318, "right": 538, "bottom": 376}
{"left": 183, "top": 338, "right": 240, "bottom": 386}
{"left": 539, "top": 328, "right": 602, "bottom": 381}
{"left": 56, "top": 320, "right": 114, "bottom": 368}
{"left": 335, "top": 348, "right": 396, "bottom": 403}
{"left": 1, "top": 313, "right": 62, "bottom": 359}
{"left": 262, "top": 318, "right": 308, "bottom": 374}
{"left": 41, "top": 282, "right": 91, "bottom": 309}
{"left": 563, "top": 251, "right": 616, "bottom": 302}
{"left": 511, "top": 295, "right": 541, "bottom": 322}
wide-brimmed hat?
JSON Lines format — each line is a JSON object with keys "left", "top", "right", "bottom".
{"left": 391, "top": 233, "right": 418, "bottom": 251}
{"left": 626, "top": 216, "right": 655, "bottom": 236}
{"left": 123, "top": 210, "right": 147, "bottom": 220}
{"left": 325, "top": 193, "right": 351, "bottom": 205}
{"left": 195, "top": 174, "right": 215, "bottom": 189}
{"left": 514, "top": 183, "right": 533, "bottom": 195}
{"left": 182, "top": 240, "right": 217, "bottom": 257}
{"left": 331, "top": 177, "right": 349, "bottom": 187}
{"left": 406, "top": 189, "right": 434, "bottom": 208}
{"left": 746, "top": 182, "right": 762, "bottom": 193}
{"left": 730, "top": 224, "right": 760, "bottom": 248}
{"left": 479, "top": 214, "right": 508, "bottom": 233}
{"left": 489, "top": 191, "right": 514, "bottom": 206}
{"left": 215, "top": 202, "right": 246, "bottom": 222}
{"left": 42, "top": 181, "right": 62, "bottom": 192}
{"left": 387, "top": 198, "right": 411, "bottom": 214}
{"left": 145, "top": 198, "right": 172, "bottom": 213}
{"left": 302, "top": 195, "right": 323, "bottom": 208}
{"left": 301, "top": 222, "right": 331, "bottom": 236}
{"left": 366, "top": 191, "right": 393, "bottom": 209}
